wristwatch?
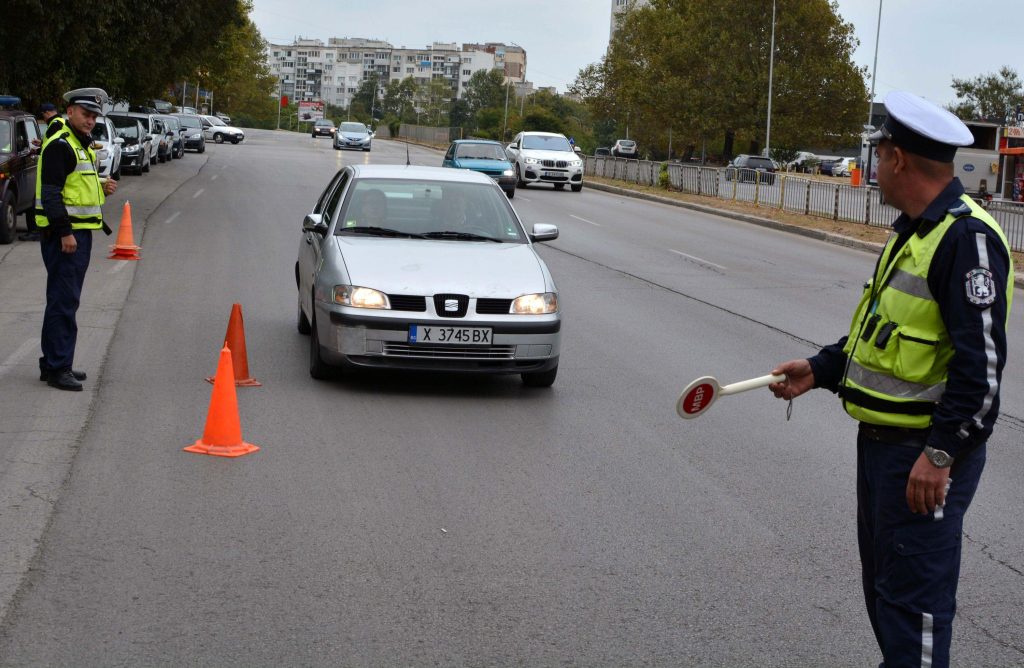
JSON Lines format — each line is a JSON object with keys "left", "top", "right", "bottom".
{"left": 923, "top": 445, "right": 954, "bottom": 468}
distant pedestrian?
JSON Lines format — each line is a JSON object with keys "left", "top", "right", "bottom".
{"left": 768, "top": 91, "right": 1013, "bottom": 667}
{"left": 34, "top": 87, "right": 117, "bottom": 390}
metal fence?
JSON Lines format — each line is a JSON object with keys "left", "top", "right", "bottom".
{"left": 398, "top": 124, "right": 461, "bottom": 144}
{"left": 586, "top": 157, "right": 1024, "bottom": 252}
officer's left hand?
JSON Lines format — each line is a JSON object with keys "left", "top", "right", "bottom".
{"left": 103, "top": 178, "right": 117, "bottom": 195}
{"left": 906, "top": 453, "right": 950, "bottom": 514}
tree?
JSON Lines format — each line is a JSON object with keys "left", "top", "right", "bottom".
{"left": 948, "top": 67, "right": 1023, "bottom": 123}
{"left": 463, "top": 69, "right": 507, "bottom": 115}
{"left": 352, "top": 73, "right": 382, "bottom": 120}
{"left": 579, "top": 0, "right": 867, "bottom": 161}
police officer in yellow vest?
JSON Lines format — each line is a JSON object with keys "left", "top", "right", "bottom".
{"left": 35, "top": 87, "right": 117, "bottom": 390}
{"left": 770, "top": 91, "right": 1013, "bottom": 667}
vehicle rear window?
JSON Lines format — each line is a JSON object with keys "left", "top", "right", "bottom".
{"left": 747, "top": 158, "right": 774, "bottom": 169}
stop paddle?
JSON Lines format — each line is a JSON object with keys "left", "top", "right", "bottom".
{"left": 676, "top": 373, "right": 786, "bottom": 419}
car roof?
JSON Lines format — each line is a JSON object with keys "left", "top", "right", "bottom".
{"left": 453, "top": 138, "right": 501, "bottom": 145}
{"left": 0, "top": 109, "right": 33, "bottom": 119}
{"left": 520, "top": 131, "right": 564, "bottom": 137}
{"left": 350, "top": 164, "right": 494, "bottom": 185}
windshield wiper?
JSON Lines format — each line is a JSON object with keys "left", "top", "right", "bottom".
{"left": 337, "top": 226, "right": 425, "bottom": 238}
{"left": 422, "top": 231, "right": 504, "bottom": 243}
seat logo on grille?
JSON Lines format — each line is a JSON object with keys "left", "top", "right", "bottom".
{"left": 444, "top": 299, "right": 459, "bottom": 312}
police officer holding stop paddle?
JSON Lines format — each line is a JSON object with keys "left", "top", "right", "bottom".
{"left": 769, "top": 91, "right": 1013, "bottom": 668}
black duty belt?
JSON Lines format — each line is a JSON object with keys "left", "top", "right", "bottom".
{"left": 858, "top": 423, "right": 930, "bottom": 448}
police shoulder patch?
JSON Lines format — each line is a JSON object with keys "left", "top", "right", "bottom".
{"left": 964, "top": 267, "right": 995, "bottom": 307}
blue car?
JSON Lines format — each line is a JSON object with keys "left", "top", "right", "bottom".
{"left": 442, "top": 139, "right": 517, "bottom": 198}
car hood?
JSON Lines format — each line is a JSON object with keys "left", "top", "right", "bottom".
{"left": 518, "top": 149, "right": 578, "bottom": 161}
{"left": 452, "top": 159, "right": 512, "bottom": 171}
{"left": 339, "top": 132, "right": 369, "bottom": 140}
{"left": 332, "top": 237, "right": 547, "bottom": 296}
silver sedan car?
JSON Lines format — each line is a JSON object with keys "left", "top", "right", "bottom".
{"left": 296, "top": 165, "right": 562, "bottom": 386}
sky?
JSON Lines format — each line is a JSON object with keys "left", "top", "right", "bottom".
{"left": 250, "top": 1, "right": 1020, "bottom": 108}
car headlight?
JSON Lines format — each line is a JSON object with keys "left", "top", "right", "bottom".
{"left": 123, "top": 145, "right": 139, "bottom": 153}
{"left": 524, "top": 157, "right": 540, "bottom": 164}
{"left": 511, "top": 292, "right": 558, "bottom": 314}
{"left": 333, "top": 285, "right": 390, "bottom": 309}
{"left": 569, "top": 160, "right": 582, "bottom": 167}
{"left": 96, "top": 149, "right": 109, "bottom": 160}
{"left": 502, "top": 169, "right": 515, "bottom": 176}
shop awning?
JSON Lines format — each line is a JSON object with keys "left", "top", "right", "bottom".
{"left": 999, "top": 147, "right": 1024, "bottom": 155}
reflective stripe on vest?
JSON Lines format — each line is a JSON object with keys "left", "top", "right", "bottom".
{"left": 841, "top": 194, "right": 1014, "bottom": 429}
{"left": 34, "top": 127, "right": 105, "bottom": 230}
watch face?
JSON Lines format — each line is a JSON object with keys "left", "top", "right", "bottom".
{"left": 926, "top": 447, "right": 953, "bottom": 467}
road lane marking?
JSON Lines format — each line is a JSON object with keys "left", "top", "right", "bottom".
{"left": 107, "top": 261, "right": 129, "bottom": 274}
{"left": 211, "top": 174, "right": 219, "bottom": 181}
{"left": 518, "top": 196, "right": 532, "bottom": 202}
{"left": 569, "top": 214, "right": 601, "bottom": 227}
{"left": 0, "top": 339, "right": 37, "bottom": 379}
{"left": 165, "top": 212, "right": 180, "bottom": 224}
{"left": 669, "top": 249, "right": 727, "bottom": 271}
{"left": 192, "top": 189, "right": 204, "bottom": 199}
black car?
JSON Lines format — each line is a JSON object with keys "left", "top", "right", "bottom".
{"left": 109, "top": 115, "right": 151, "bottom": 175}
{"left": 0, "top": 108, "right": 43, "bottom": 243}
{"left": 312, "top": 119, "right": 335, "bottom": 138}
{"left": 172, "top": 113, "right": 206, "bottom": 152}
{"left": 726, "top": 154, "right": 777, "bottom": 184}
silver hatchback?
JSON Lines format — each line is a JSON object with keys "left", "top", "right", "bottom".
{"left": 295, "top": 165, "right": 562, "bottom": 386}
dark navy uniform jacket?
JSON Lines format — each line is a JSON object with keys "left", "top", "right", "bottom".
{"left": 809, "top": 178, "right": 1012, "bottom": 459}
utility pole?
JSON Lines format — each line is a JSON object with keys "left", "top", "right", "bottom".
{"left": 765, "top": 0, "right": 776, "bottom": 155}
{"left": 276, "top": 76, "right": 283, "bottom": 129}
{"left": 866, "top": 0, "right": 884, "bottom": 130}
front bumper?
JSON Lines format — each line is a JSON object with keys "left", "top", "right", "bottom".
{"left": 183, "top": 135, "right": 204, "bottom": 149}
{"left": 335, "top": 138, "right": 370, "bottom": 150}
{"left": 521, "top": 163, "right": 584, "bottom": 184}
{"left": 315, "top": 305, "right": 561, "bottom": 373}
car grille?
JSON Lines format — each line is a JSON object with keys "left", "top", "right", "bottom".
{"left": 476, "top": 298, "right": 513, "bottom": 314}
{"left": 541, "top": 160, "right": 568, "bottom": 168}
{"left": 388, "top": 294, "right": 427, "bottom": 311}
{"left": 433, "top": 293, "right": 468, "bottom": 318}
{"left": 382, "top": 343, "right": 516, "bottom": 360}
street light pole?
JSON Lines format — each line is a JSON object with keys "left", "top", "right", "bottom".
{"left": 765, "top": 0, "right": 776, "bottom": 155}
{"left": 502, "top": 79, "right": 511, "bottom": 141}
{"left": 866, "top": 0, "right": 884, "bottom": 129}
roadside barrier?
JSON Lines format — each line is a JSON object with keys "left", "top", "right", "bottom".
{"left": 206, "top": 303, "right": 261, "bottom": 387}
{"left": 185, "top": 344, "right": 260, "bottom": 458}
{"left": 586, "top": 157, "right": 1024, "bottom": 252}
{"left": 108, "top": 200, "right": 141, "bottom": 260}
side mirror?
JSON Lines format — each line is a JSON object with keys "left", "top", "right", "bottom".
{"left": 114, "top": 137, "right": 125, "bottom": 145}
{"left": 303, "top": 213, "right": 328, "bottom": 235}
{"left": 529, "top": 223, "right": 559, "bottom": 243}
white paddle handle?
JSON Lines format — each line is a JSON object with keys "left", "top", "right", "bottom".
{"left": 719, "top": 373, "right": 786, "bottom": 396}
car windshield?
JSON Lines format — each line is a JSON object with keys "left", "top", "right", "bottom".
{"left": 339, "top": 122, "right": 367, "bottom": 134}
{"left": 315, "top": 120, "right": 334, "bottom": 127}
{"left": 206, "top": 116, "right": 226, "bottom": 126}
{"left": 455, "top": 143, "right": 507, "bottom": 161}
{"left": 114, "top": 123, "right": 140, "bottom": 140}
{"left": 0, "top": 121, "right": 12, "bottom": 153}
{"left": 176, "top": 115, "right": 201, "bottom": 129}
{"left": 336, "top": 179, "right": 526, "bottom": 243}
{"left": 522, "top": 134, "right": 572, "bottom": 152}
{"left": 163, "top": 117, "right": 180, "bottom": 131}
{"left": 90, "top": 121, "right": 110, "bottom": 142}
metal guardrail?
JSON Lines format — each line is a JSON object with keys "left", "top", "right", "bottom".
{"left": 586, "top": 157, "right": 1024, "bottom": 252}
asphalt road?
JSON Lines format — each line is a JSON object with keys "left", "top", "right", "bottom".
{"left": 0, "top": 130, "right": 1021, "bottom": 666}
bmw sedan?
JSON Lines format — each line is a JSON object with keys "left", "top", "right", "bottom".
{"left": 333, "top": 121, "right": 372, "bottom": 151}
{"left": 295, "top": 165, "right": 561, "bottom": 386}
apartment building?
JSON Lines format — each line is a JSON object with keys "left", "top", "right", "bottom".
{"left": 610, "top": 0, "right": 650, "bottom": 40}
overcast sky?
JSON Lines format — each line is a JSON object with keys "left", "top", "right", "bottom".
{"left": 251, "top": 1, "right": 1020, "bottom": 108}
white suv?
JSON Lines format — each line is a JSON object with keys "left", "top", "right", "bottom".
{"left": 505, "top": 131, "right": 583, "bottom": 192}
{"left": 199, "top": 114, "right": 245, "bottom": 144}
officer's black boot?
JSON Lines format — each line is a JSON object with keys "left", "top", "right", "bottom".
{"left": 39, "top": 368, "right": 86, "bottom": 382}
{"left": 47, "top": 369, "right": 84, "bottom": 391}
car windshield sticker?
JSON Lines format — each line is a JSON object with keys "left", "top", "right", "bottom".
{"left": 965, "top": 267, "right": 996, "bottom": 307}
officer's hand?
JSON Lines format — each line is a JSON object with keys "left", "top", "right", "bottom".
{"left": 906, "top": 453, "right": 950, "bottom": 514}
{"left": 61, "top": 234, "right": 77, "bottom": 253}
{"left": 103, "top": 178, "right": 117, "bottom": 195}
{"left": 768, "top": 359, "right": 815, "bottom": 400}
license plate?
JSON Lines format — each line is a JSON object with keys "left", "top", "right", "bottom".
{"left": 543, "top": 171, "right": 564, "bottom": 178}
{"left": 409, "top": 325, "right": 492, "bottom": 345}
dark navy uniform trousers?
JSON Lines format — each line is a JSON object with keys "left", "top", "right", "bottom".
{"left": 857, "top": 429, "right": 985, "bottom": 668}
{"left": 39, "top": 229, "right": 92, "bottom": 374}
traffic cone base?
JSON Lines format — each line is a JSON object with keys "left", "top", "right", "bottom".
{"left": 206, "top": 303, "right": 260, "bottom": 386}
{"left": 109, "top": 200, "right": 141, "bottom": 260}
{"left": 186, "top": 345, "right": 260, "bottom": 458}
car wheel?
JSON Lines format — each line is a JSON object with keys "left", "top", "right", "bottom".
{"left": 214, "top": 133, "right": 224, "bottom": 144}
{"left": 505, "top": 188, "right": 515, "bottom": 199}
{"left": 142, "top": 155, "right": 150, "bottom": 173}
{"left": 515, "top": 164, "right": 526, "bottom": 189}
{"left": 553, "top": 183, "right": 565, "bottom": 190}
{"left": 309, "top": 313, "right": 333, "bottom": 380}
{"left": 0, "top": 192, "right": 16, "bottom": 245}
{"left": 521, "top": 364, "right": 557, "bottom": 388}
{"left": 571, "top": 183, "right": 583, "bottom": 192}
{"left": 297, "top": 302, "right": 311, "bottom": 335}
{"left": 112, "top": 164, "right": 121, "bottom": 180}
{"left": 334, "top": 145, "right": 340, "bottom": 150}
{"left": 231, "top": 137, "right": 240, "bottom": 144}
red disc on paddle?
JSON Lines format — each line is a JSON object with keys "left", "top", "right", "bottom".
{"left": 681, "top": 382, "right": 715, "bottom": 415}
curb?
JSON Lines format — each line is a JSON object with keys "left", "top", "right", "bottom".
{"left": 583, "top": 180, "right": 1024, "bottom": 289}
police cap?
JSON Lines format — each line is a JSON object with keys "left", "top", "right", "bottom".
{"left": 868, "top": 91, "right": 973, "bottom": 163}
{"left": 62, "top": 87, "right": 108, "bottom": 114}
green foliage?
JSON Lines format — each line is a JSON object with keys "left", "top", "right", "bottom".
{"left": 948, "top": 67, "right": 1023, "bottom": 123}
{"left": 464, "top": 70, "right": 508, "bottom": 114}
{"left": 576, "top": 0, "right": 868, "bottom": 161}
{"left": 658, "top": 163, "right": 670, "bottom": 189}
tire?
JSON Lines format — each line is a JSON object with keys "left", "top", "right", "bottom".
{"left": 309, "top": 314, "right": 332, "bottom": 380}
{"left": 142, "top": 154, "right": 150, "bottom": 173}
{"left": 334, "top": 145, "right": 340, "bottom": 151}
{"left": 231, "top": 137, "right": 240, "bottom": 144}
{"left": 112, "top": 164, "right": 121, "bottom": 180}
{"left": 297, "top": 302, "right": 311, "bottom": 335}
{"left": 0, "top": 192, "right": 16, "bottom": 245}
{"left": 505, "top": 188, "right": 515, "bottom": 199}
{"left": 515, "top": 164, "right": 526, "bottom": 189}
{"left": 198, "top": 143, "right": 205, "bottom": 154}
{"left": 553, "top": 183, "right": 565, "bottom": 190}
{"left": 571, "top": 183, "right": 583, "bottom": 192}
{"left": 214, "top": 133, "right": 225, "bottom": 144}
{"left": 521, "top": 364, "right": 557, "bottom": 388}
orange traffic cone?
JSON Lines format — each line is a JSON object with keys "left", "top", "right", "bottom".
{"left": 108, "top": 200, "right": 140, "bottom": 260}
{"left": 185, "top": 345, "right": 260, "bottom": 458}
{"left": 206, "top": 303, "right": 261, "bottom": 386}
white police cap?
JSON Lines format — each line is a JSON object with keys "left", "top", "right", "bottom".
{"left": 62, "top": 87, "right": 109, "bottom": 114}
{"left": 868, "top": 91, "right": 973, "bottom": 162}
